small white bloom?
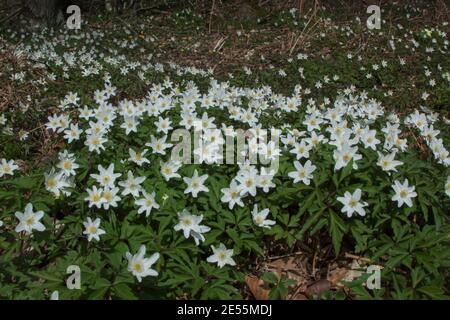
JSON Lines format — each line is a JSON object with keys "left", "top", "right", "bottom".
{"left": 135, "top": 191, "right": 160, "bottom": 217}
{"left": 220, "top": 180, "right": 245, "bottom": 209}
{"left": 0, "top": 159, "right": 18, "bottom": 177}
{"left": 288, "top": 160, "right": 316, "bottom": 185}
{"left": 126, "top": 245, "right": 160, "bottom": 282}
{"left": 391, "top": 179, "right": 417, "bottom": 208}
{"left": 160, "top": 160, "right": 181, "bottom": 181}
{"left": 90, "top": 163, "right": 121, "bottom": 188}
{"left": 183, "top": 170, "right": 209, "bottom": 198}
{"left": 174, "top": 209, "right": 211, "bottom": 245}
{"left": 207, "top": 243, "right": 236, "bottom": 268}
{"left": 83, "top": 217, "right": 106, "bottom": 242}
{"left": 337, "top": 189, "right": 368, "bottom": 217}
{"left": 128, "top": 148, "right": 150, "bottom": 166}
{"left": 50, "top": 291, "right": 59, "bottom": 300}
{"left": 252, "top": 204, "right": 276, "bottom": 229}
{"left": 118, "top": 171, "right": 145, "bottom": 197}
{"left": 85, "top": 185, "right": 105, "bottom": 208}
{"left": 15, "top": 203, "right": 46, "bottom": 234}
{"left": 101, "top": 186, "right": 121, "bottom": 209}
{"left": 377, "top": 151, "right": 403, "bottom": 174}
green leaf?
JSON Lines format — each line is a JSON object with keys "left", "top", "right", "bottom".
{"left": 28, "top": 271, "right": 62, "bottom": 283}
{"left": 113, "top": 283, "right": 137, "bottom": 300}
{"left": 329, "top": 210, "right": 346, "bottom": 256}
{"left": 262, "top": 272, "right": 278, "bottom": 284}
{"left": 417, "top": 286, "right": 449, "bottom": 300}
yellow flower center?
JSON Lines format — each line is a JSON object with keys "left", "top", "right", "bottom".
{"left": 103, "top": 192, "right": 113, "bottom": 202}
{"left": 47, "top": 178, "right": 57, "bottom": 188}
{"left": 63, "top": 161, "right": 72, "bottom": 170}
{"left": 133, "top": 262, "right": 143, "bottom": 273}
{"left": 218, "top": 252, "right": 226, "bottom": 261}
{"left": 25, "top": 216, "right": 34, "bottom": 226}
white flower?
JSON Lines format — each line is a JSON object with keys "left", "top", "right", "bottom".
{"left": 85, "top": 133, "right": 107, "bottom": 154}
{"left": 135, "top": 191, "right": 160, "bottom": 217}
{"left": 258, "top": 168, "right": 276, "bottom": 193}
{"left": 90, "top": 163, "right": 121, "bottom": 188}
{"left": 128, "top": 148, "right": 150, "bottom": 166}
{"left": 288, "top": 160, "right": 316, "bottom": 185}
{"left": 220, "top": 180, "right": 245, "bottom": 209}
{"left": 252, "top": 204, "right": 276, "bottom": 229}
{"left": 121, "top": 116, "right": 138, "bottom": 135}
{"left": 146, "top": 135, "right": 172, "bottom": 155}
{"left": 155, "top": 117, "right": 172, "bottom": 134}
{"left": 333, "top": 143, "right": 362, "bottom": 171}
{"left": 235, "top": 171, "right": 259, "bottom": 197}
{"left": 0, "top": 159, "right": 18, "bottom": 177}
{"left": 118, "top": 171, "right": 145, "bottom": 197}
{"left": 391, "top": 179, "right": 417, "bottom": 208}
{"left": 377, "top": 151, "right": 403, "bottom": 174}
{"left": 63, "top": 123, "right": 82, "bottom": 143}
{"left": 174, "top": 209, "right": 211, "bottom": 245}
{"left": 83, "top": 217, "right": 106, "bottom": 242}
{"left": 15, "top": 203, "right": 46, "bottom": 234}
{"left": 337, "top": 189, "right": 368, "bottom": 217}
{"left": 101, "top": 186, "right": 121, "bottom": 209}
{"left": 290, "top": 140, "right": 312, "bottom": 160}
{"left": 56, "top": 152, "right": 79, "bottom": 176}
{"left": 85, "top": 185, "right": 105, "bottom": 208}
{"left": 160, "top": 160, "right": 181, "bottom": 181}
{"left": 183, "top": 170, "right": 209, "bottom": 198}
{"left": 50, "top": 291, "right": 59, "bottom": 300}
{"left": 126, "top": 245, "right": 160, "bottom": 282}
{"left": 361, "top": 128, "right": 380, "bottom": 150}
{"left": 207, "top": 243, "right": 236, "bottom": 268}
{"left": 45, "top": 169, "right": 72, "bottom": 198}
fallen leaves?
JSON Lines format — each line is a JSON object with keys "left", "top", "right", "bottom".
{"left": 245, "top": 275, "right": 270, "bottom": 300}
{"left": 245, "top": 251, "right": 378, "bottom": 300}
